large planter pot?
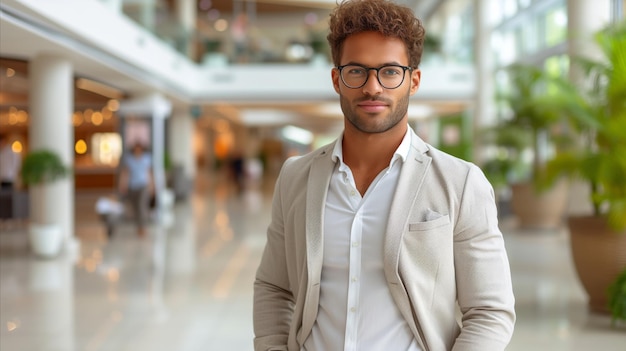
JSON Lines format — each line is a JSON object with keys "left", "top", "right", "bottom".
{"left": 511, "top": 180, "right": 569, "bottom": 229}
{"left": 568, "top": 216, "right": 626, "bottom": 313}
{"left": 29, "top": 223, "right": 63, "bottom": 259}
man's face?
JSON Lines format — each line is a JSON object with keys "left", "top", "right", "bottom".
{"left": 332, "top": 31, "right": 420, "bottom": 134}
{"left": 132, "top": 146, "right": 143, "bottom": 156}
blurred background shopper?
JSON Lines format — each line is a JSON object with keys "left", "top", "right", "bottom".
{"left": 118, "top": 143, "right": 154, "bottom": 237}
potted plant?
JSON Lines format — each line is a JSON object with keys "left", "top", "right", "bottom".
{"left": 484, "top": 63, "right": 572, "bottom": 228}
{"left": 541, "top": 21, "right": 626, "bottom": 313}
{"left": 20, "top": 149, "right": 70, "bottom": 258}
{"left": 608, "top": 268, "right": 626, "bottom": 327}
{"left": 480, "top": 124, "right": 530, "bottom": 217}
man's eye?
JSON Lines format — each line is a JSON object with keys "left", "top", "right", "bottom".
{"left": 348, "top": 68, "right": 366, "bottom": 75}
{"left": 382, "top": 67, "right": 401, "bottom": 76}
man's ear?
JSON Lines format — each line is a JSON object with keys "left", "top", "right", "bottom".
{"left": 332, "top": 68, "right": 341, "bottom": 94}
{"left": 410, "top": 69, "right": 421, "bottom": 96}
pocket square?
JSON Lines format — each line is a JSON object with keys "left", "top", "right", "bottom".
{"left": 423, "top": 209, "right": 444, "bottom": 221}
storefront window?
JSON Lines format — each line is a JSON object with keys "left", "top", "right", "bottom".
{"left": 521, "top": 16, "right": 539, "bottom": 54}
{"left": 544, "top": 55, "right": 569, "bottom": 94}
{"left": 544, "top": 6, "right": 567, "bottom": 47}
{"left": 500, "top": 30, "right": 518, "bottom": 65}
{"left": 518, "top": 0, "right": 533, "bottom": 9}
{"left": 490, "top": 0, "right": 504, "bottom": 27}
{"left": 503, "top": 0, "right": 518, "bottom": 18}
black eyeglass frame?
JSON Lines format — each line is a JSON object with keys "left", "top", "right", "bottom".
{"left": 336, "top": 64, "right": 414, "bottom": 89}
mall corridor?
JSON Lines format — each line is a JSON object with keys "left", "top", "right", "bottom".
{"left": 0, "top": 171, "right": 624, "bottom": 351}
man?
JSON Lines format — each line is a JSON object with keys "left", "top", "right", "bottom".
{"left": 253, "top": 1, "right": 515, "bottom": 350}
{"left": 118, "top": 143, "right": 154, "bottom": 237}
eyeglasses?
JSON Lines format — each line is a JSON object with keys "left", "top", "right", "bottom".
{"left": 337, "top": 64, "right": 413, "bottom": 89}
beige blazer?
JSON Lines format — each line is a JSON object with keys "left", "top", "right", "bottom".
{"left": 254, "top": 129, "right": 515, "bottom": 351}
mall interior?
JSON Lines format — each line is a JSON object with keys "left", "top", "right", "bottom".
{"left": 0, "top": 0, "right": 625, "bottom": 350}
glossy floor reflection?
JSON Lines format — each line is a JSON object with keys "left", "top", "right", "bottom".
{"left": 1, "top": 176, "right": 624, "bottom": 351}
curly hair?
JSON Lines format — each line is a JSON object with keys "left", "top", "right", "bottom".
{"left": 327, "top": 0, "right": 426, "bottom": 69}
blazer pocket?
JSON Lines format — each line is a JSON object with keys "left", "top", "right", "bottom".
{"left": 409, "top": 214, "right": 451, "bottom": 231}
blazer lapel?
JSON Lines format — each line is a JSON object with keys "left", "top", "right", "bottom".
{"left": 384, "top": 132, "right": 431, "bottom": 279}
{"left": 300, "top": 143, "right": 335, "bottom": 336}
{"left": 384, "top": 131, "right": 431, "bottom": 346}
{"left": 305, "top": 144, "right": 335, "bottom": 284}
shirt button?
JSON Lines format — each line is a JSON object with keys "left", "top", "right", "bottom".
{"left": 352, "top": 242, "right": 359, "bottom": 247}
{"left": 350, "top": 190, "right": 356, "bottom": 196}
{"left": 351, "top": 277, "right": 358, "bottom": 282}
{"left": 350, "top": 307, "right": 356, "bottom": 312}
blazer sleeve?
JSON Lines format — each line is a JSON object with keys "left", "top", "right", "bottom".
{"left": 452, "top": 165, "right": 516, "bottom": 351}
{"left": 253, "top": 160, "right": 295, "bottom": 351}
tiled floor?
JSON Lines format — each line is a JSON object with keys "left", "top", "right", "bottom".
{"left": 1, "top": 173, "right": 624, "bottom": 351}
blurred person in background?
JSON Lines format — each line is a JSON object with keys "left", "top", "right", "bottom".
{"left": 0, "top": 134, "right": 21, "bottom": 190}
{"left": 253, "top": 1, "right": 515, "bottom": 350}
{"left": 229, "top": 150, "right": 246, "bottom": 195}
{"left": 118, "top": 143, "right": 153, "bottom": 237}
{"left": 232, "top": 13, "right": 250, "bottom": 62}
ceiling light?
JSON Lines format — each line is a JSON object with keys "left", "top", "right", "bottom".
{"left": 76, "top": 78, "right": 124, "bottom": 99}
{"left": 281, "top": 125, "right": 313, "bottom": 145}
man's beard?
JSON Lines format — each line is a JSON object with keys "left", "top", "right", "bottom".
{"left": 340, "top": 92, "right": 410, "bottom": 134}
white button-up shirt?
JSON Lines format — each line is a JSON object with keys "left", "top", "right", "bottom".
{"left": 303, "top": 128, "right": 422, "bottom": 351}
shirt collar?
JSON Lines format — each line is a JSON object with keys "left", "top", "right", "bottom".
{"left": 394, "top": 126, "right": 411, "bottom": 163}
{"left": 331, "top": 126, "right": 412, "bottom": 166}
{"left": 331, "top": 133, "right": 345, "bottom": 164}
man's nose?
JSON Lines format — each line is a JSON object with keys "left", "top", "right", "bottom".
{"left": 362, "top": 70, "right": 383, "bottom": 95}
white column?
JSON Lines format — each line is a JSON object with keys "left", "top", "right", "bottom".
{"left": 566, "top": 0, "right": 611, "bottom": 215}
{"left": 176, "top": 0, "right": 197, "bottom": 59}
{"left": 139, "top": 0, "right": 157, "bottom": 31}
{"left": 615, "top": 0, "right": 624, "bottom": 21}
{"left": 472, "top": 0, "right": 495, "bottom": 165}
{"left": 29, "top": 54, "right": 76, "bottom": 251}
{"left": 567, "top": 0, "right": 611, "bottom": 83}
{"left": 152, "top": 114, "right": 167, "bottom": 208}
{"left": 176, "top": 0, "right": 196, "bottom": 31}
{"left": 168, "top": 108, "right": 196, "bottom": 180}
